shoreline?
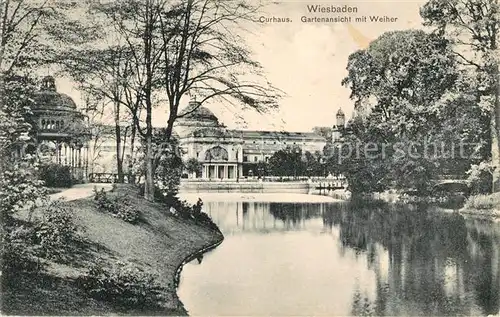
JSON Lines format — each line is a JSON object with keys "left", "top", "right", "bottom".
{"left": 179, "top": 192, "right": 343, "bottom": 204}
{"left": 173, "top": 238, "right": 224, "bottom": 315}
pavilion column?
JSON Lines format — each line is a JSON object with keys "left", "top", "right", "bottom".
{"left": 78, "top": 147, "right": 82, "bottom": 167}
{"left": 63, "top": 144, "right": 66, "bottom": 165}
{"left": 84, "top": 146, "right": 89, "bottom": 181}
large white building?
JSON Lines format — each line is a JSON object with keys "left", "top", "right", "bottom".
{"left": 173, "top": 101, "right": 327, "bottom": 179}
{"left": 90, "top": 101, "right": 345, "bottom": 180}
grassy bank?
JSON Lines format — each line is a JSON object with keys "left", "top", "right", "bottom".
{"left": 2, "top": 184, "right": 223, "bottom": 315}
{"left": 461, "top": 192, "right": 500, "bottom": 219}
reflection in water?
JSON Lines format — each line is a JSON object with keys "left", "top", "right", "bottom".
{"left": 178, "top": 199, "right": 500, "bottom": 316}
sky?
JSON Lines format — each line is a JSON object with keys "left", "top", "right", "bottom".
{"left": 55, "top": 0, "right": 427, "bottom": 132}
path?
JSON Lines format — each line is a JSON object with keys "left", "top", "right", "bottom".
{"left": 49, "top": 183, "right": 113, "bottom": 201}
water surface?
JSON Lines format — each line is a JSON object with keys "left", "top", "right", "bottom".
{"left": 177, "top": 198, "right": 500, "bottom": 316}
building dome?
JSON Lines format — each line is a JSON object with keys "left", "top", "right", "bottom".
{"left": 180, "top": 101, "right": 218, "bottom": 122}
{"left": 189, "top": 127, "right": 227, "bottom": 138}
{"left": 336, "top": 108, "right": 345, "bottom": 117}
{"left": 34, "top": 76, "right": 77, "bottom": 111}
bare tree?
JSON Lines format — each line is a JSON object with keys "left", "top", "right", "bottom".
{"left": 158, "top": 0, "right": 281, "bottom": 142}
{"left": 77, "top": 0, "right": 281, "bottom": 200}
{"left": 59, "top": 42, "right": 140, "bottom": 183}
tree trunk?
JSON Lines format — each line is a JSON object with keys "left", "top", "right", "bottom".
{"left": 492, "top": 62, "right": 500, "bottom": 192}
{"left": 128, "top": 123, "right": 136, "bottom": 184}
{"left": 114, "top": 99, "right": 124, "bottom": 183}
{"left": 143, "top": 0, "right": 154, "bottom": 201}
{"left": 165, "top": 106, "right": 176, "bottom": 142}
{"left": 144, "top": 133, "right": 155, "bottom": 201}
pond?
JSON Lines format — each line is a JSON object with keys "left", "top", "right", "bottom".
{"left": 177, "top": 197, "right": 500, "bottom": 316}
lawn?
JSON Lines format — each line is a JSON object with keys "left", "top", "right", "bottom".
{"left": 1, "top": 184, "right": 223, "bottom": 315}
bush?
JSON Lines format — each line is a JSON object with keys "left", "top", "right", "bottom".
{"left": 136, "top": 184, "right": 219, "bottom": 230}
{"left": 1, "top": 163, "right": 47, "bottom": 219}
{"left": 77, "top": 260, "right": 167, "bottom": 309}
{"left": 32, "top": 200, "right": 82, "bottom": 260}
{"left": 39, "top": 163, "right": 72, "bottom": 188}
{"left": 93, "top": 188, "right": 140, "bottom": 224}
{"left": 464, "top": 193, "right": 500, "bottom": 211}
{"left": 467, "top": 162, "right": 493, "bottom": 195}
{"left": 1, "top": 224, "right": 45, "bottom": 276}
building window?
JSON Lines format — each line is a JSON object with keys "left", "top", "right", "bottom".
{"left": 254, "top": 156, "right": 258, "bottom": 162}
{"left": 253, "top": 141, "right": 256, "bottom": 144}
{"left": 274, "top": 141, "right": 276, "bottom": 144}
{"left": 243, "top": 156, "right": 248, "bottom": 162}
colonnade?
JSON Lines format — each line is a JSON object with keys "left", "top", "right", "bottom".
{"left": 202, "top": 163, "right": 242, "bottom": 179}
{"left": 39, "top": 140, "right": 89, "bottom": 181}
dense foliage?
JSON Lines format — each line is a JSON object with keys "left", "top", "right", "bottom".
{"left": 185, "top": 158, "right": 203, "bottom": 178}
{"left": 420, "top": 0, "right": 499, "bottom": 189}
{"left": 38, "top": 163, "right": 73, "bottom": 188}
{"left": 337, "top": 30, "right": 487, "bottom": 194}
{"left": 77, "top": 260, "right": 167, "bottom": 309}
{"left": 267, "top": 146, "right": 325, "bottom": 177}
{"left": 93, "top": 188, "right": 140, "bottom": 224}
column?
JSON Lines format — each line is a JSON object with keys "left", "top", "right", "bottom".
{"left": 224, "top": 165, "right": 228, "bottom": 179}
{"left": 63, "top": 144, "right": 66, "bottom": 165}
{"left": 78, "top": 148, "right": 82, "bottom": 167}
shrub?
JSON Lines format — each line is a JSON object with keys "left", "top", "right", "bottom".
{"left": 0, "top": 163, "right": 47, "bottom": 219}
{"left": 93, "top": 188, "right": 140, "bottom": 224}
{"left": 464, "top": 193, "right": 500, "bottom": 211}
{"left": 467, "top": 162, "right": 493, "bottom": 195}
{"left": 1, "top": 224, "right": 45, "bottom": 276}
{"left": 77, "top": 260, "right": 167, "bottom": 309}
{"left": 32, "top": 200, "right": 82, "bottom": 261}
{"left": 39, "top": 163, "right": 72, "bottom": 188}
{"left": 137, "top": 184, "right": 219, "bottom": 231}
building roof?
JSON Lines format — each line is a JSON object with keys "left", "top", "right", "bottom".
{"left": 228, "top": 129, "right": 326, "bottom": 141}
{"left": 33, "top": 76, "right": 78, "bottom": 111}
{"left": 178, "top": 101, "right": 219, "bottom": 122}
{"left": 336, "top": 108, "right": 345, "bottom": 117}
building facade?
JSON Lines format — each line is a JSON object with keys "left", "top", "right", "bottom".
{"left": 174, "top": 101, "right": 327, "bottom": 179}
{"left": 90, "top": 101, "right": 347, "bottom": 180}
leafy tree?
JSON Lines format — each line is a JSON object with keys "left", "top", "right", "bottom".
{"left": 312, "top": 127, "right": 332, "bottom": 141}
{"left": 303, "top": 150, "right": 324, "bottom": 176}
{"left": 254, "top": 161, "right": 269, "bottom": 178}
{"left": 268, "top": 146, "right": 304, "bottom": 177}
{"left": 420, "top": 0, "right": 499, "bottom": 189}
{"left": 185, "top": 157, "right": 203, "bottom": 178}
{"left": 340, "top": 30, "right": 484, "bottom": 194}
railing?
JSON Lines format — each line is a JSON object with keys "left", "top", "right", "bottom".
{"left": 88, "top": 173, "right": 137, "bottom": 184}
{"left": 181, "top": 176, "right": 347, "bottom": 183}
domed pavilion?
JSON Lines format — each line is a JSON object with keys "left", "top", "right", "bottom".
{"left": 28, "top": 76, "right": 90, "bottom": 182}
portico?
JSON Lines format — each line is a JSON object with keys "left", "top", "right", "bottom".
{"left": 203, "top": 163, "right": 241, "bottom": 179}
